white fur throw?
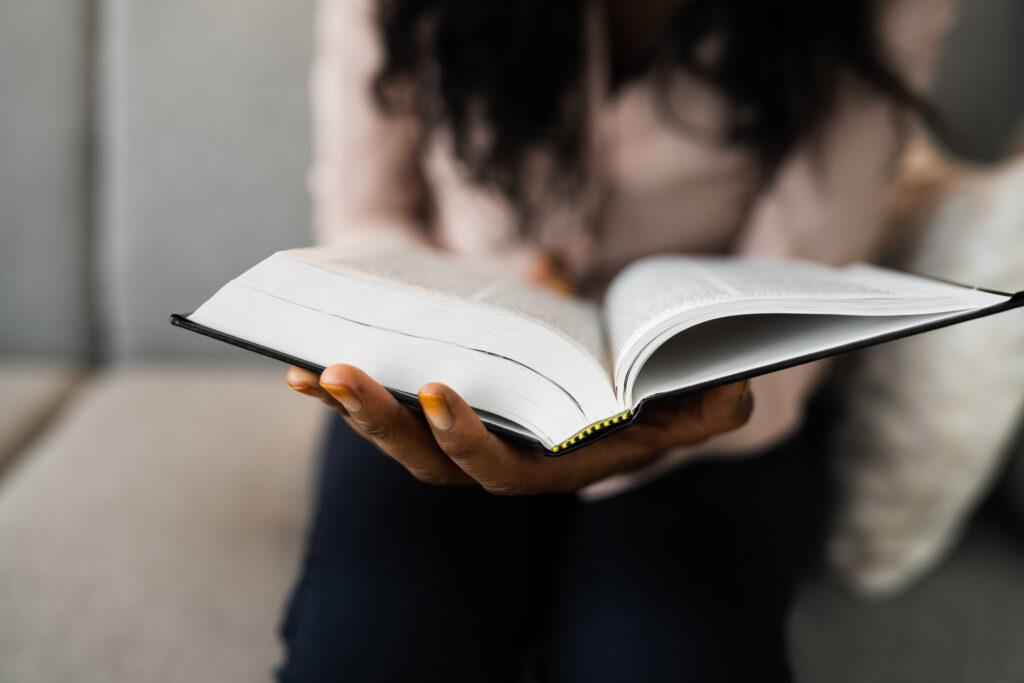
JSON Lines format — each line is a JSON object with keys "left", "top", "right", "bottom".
{"left": 828, "top": 157, "right": 1024, "bottom": 597}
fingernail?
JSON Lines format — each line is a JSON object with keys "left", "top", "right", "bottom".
{"left": 321, "top": 383, "right": 363, "bottom": 413}
{"left": 419, "top": 392, "right": 453, "bottom": 431}
{"left": 739, "top": 380, "right": 751, "bottom": 401}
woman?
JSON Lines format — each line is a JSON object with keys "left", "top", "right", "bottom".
{"left": 280, "top": 0, "right": 954, "bottom": 680}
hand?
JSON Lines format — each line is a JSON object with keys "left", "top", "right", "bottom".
{"left": 286, "top": 364, "right": 753, "bottom": 495}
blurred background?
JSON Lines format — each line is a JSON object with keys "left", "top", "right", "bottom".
{"left": 0, "top": 1, "right": 1022, "bottom": 681}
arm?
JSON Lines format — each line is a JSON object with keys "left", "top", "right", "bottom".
{"left": 309, "top": 0, "right": 429, "bottom": 246}
{"left": 736, "top": 0, "right": 957, "bottom": 264}
{"left": 710, "top": 0, "right": 958, "bottom": 453}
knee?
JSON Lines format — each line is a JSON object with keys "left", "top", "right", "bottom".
{"left": 540, "top": 594, "right": 731, "bottom": 683}
{"left": 279, "top": 571, "right": 519, "bottom": 683}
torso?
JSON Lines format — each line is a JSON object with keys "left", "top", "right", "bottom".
{"left": 423, "top": 1, "right": 762, "bottom": 295}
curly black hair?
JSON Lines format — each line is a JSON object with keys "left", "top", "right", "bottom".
{"left": 374, "top": 0, "right": 934, "bottom": 216}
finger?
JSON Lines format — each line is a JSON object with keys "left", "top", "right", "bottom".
{"left": 690, "top": 380, "right": 754, "bottom": 435}
{"left": 539, "top": 275, "right": 576, "bottom": 296}
{"left": 286, "top": 366, "right": 320, "bottom": 391}
{"left": 526, "top": 252, "right": 560, "bottom": 285}
{"left": 285, "top": 366, "right": 337, "bottom": 407}
{"left": 418, "top": 383, "right": 538, "bottom": 495}
{"left": 527, "top": 252, "right": 575, "bottom": 296}
{"left": 320, "top": 365, "right": 471, "bottom": 485}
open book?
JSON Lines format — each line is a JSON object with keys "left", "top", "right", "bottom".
{"left": 172, "top": 243, "right": 1022, "bottom": 453}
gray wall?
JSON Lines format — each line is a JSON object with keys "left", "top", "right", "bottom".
{"left": 0, "top": 1, "right": 93, "bottom": 358}
{"left": 98, "top": 0, "right": 316, "bottom": 360}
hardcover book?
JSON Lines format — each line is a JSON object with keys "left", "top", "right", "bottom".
{"left": 172, "top": 243, "right": 1023, "bottom": 453}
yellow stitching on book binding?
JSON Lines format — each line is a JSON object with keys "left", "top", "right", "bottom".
{"left": 549, "top": 408, "right": 637, "bottom": 452}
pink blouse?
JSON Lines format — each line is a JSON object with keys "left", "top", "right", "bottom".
{"left": 309, "top": 0, "right": 955, "bottom": 497}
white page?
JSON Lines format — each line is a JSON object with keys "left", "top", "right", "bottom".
{"left": 236, "top": 244, "right": 622, "bottom": 424}
{"left": 630, "top": 310, "right": 965, "bottom": 404}
{"left": 604, "top": 255, "right": 997, "bottom": 375}
{"left": 191, "top": 280, "right": 581, "bottom": 446}
{"left": 286, "top": 244, "right": 609, "bottom": 374}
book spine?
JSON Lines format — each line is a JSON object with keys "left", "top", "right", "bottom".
{"left": 551, "top": 408, "right": 636, "bottom": 453}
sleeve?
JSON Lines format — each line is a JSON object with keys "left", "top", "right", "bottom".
{"left": 708, "top": 0, "right": 959, "bottom": 454}
{"left": 309, "top": 0, "right": 430, "bottom": 246}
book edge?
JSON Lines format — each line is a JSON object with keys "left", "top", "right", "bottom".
{"left": 169, "top": 313, "right": 552, "bottom": 451}
{"left": 629, "top": 291, "right": 1024, "bottom": 433}
{"left": 171, "top": 290, "right": 1023, "bottom": 457}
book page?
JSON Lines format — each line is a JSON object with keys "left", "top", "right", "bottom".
{"left": 629, "top": 310, "right": 964, "bottom": 403}
{"left": 286, "top": 244, "right": 609, "bottom": 372}
{"left": 603, "top": 255, "right": 975, "bottom": 370}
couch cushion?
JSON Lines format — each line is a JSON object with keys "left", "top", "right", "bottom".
{"left": 0, "top": 1, "right": 91, "bottom": 356}
{"left": 826, "top": 157, "right": 1024, "bottom": 596}
{"left": 100, "top": 0, "right": 317, "bottom": 360}
{"left": 0, "top": 365, "right": 324, "bottom": 682}
{"left": 791, "top": 516, "right": 1024, "bottom": 683}
{"left": 0, "top": 359, "right": 82, "bottom": 468}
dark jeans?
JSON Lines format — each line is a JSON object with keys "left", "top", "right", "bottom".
{"left": 278, "top": 403, "right": 832, "bottom": 683}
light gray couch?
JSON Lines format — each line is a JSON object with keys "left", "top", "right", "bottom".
{"left": 1, "top": 1, "right": 1023, "bottom": 681}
